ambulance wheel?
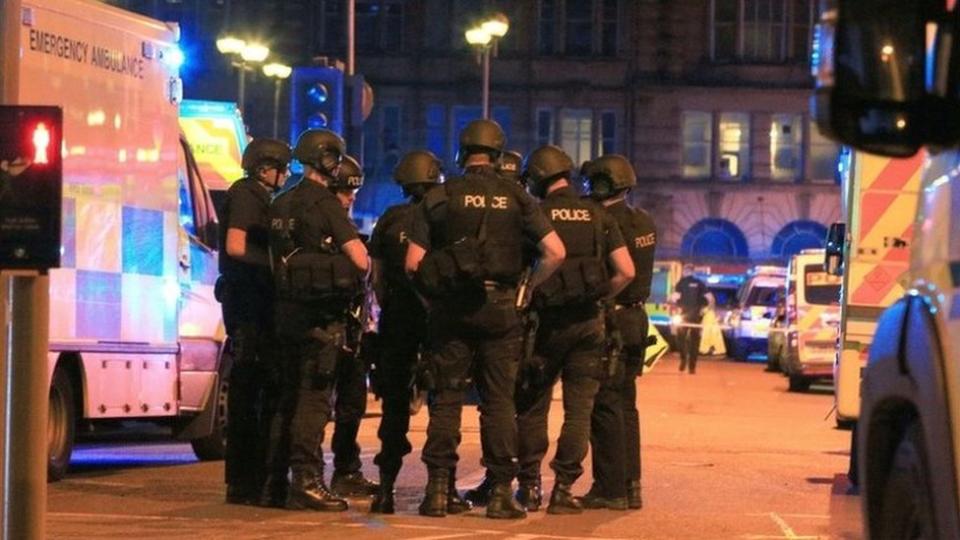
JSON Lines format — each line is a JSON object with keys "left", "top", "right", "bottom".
{"left": 48, "top": 367, "right": 76, "bottom": 482}
{"left": 190, "top": 370, "right": 228, "bottom": 461}
{"left": 876, "top": 421, "right": 936, "bottom": 538}
{"left": 788, "top": 374, "right": 811, "bottom": 392}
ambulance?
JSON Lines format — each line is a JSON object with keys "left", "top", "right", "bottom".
{"left": 178, "top": 98, "right": 247, "bottom": 206}
{"left": 829, "top": 150, "right": 922, "bottom": 422}
{"left": 1, "top": 0, "right": 227, "bottom": 480}
{"left": 779, "top": 249, "right": 841, "bottom": 392}
{"left": 814, "top": 1, "right": 960, "bottom": 535}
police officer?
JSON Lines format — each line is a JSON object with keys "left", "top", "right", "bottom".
{"left": 673, "top": 263, "right": 709, "bottom": 374}
{"left": 367, "top": 150, "right": 444, "bottom": 514}
{"left": 405, "top": 119, "right": 565, "bottom": 519}
{"left": 583, "top": 154, "right": 657, "bottom": 511}
{"left": 514, "top": 145, "right": 636, "bottom": 514}
{"left": 265, "top": 129, "right": 369, "bottom": 512}
{"left": 217, "top": 138, "right": 291, "bottom": 505}
{"left": 325, "top": 154, "right": 380, "bottom": 498}
{"left": 497, "top": 149, "right": 523, "bottom": 184}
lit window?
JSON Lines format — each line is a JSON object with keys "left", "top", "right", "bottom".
{"left": 718, "top": 113, "right": 750, "bottom": 180}
{"left": 770, "top": 114, "right": 802, "bottom": 181}
{"left": 682, "top": 111, "right": 713, "bottom": 179}
{"left": 560, "top": 109, "right": 592, "bottom": 166}
{"left": 808, "top": 119, "right": 840, "bottom": 183}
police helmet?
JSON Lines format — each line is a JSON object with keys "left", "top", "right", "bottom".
{"left": 497, "top": 150, "right": 523, "bottom": 184}
{"left": 331, "top": 155, "right": 364, "bottom": 191}
{"left": 522, "top": 145, "right": 574, "bottom": 198}
{"left": 292, "top": 129, "right": 345, "bottom": 176}
{"left": 241, "top": 138, "right": 292, "bottom": 173}
{"left": 394, "top": 150, "right": 443, "bottom": 186}
{"left": 587, "top": 154, "right": 637, "bottom": 199}
{"left": 455, "top": 119, "right": 505, "bottom": 168}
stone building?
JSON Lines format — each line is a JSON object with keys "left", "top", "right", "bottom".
{"left": 110, "top": 0, "right": 841, "bottom": 264}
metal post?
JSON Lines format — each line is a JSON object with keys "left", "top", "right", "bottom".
{"left": 481, "top": 47, "right": 491, "bottom": 120}
{"left": 237, "top": 60, "right": 246, "bottom": 115}
{"left": 0, "top": 272, "right": 49, "bottom": 540}
{"left": 346, "top": 0, "right": 355, "bottom": 77}
{"left": 272, "top": 78, "right": 281, "bottom": 139}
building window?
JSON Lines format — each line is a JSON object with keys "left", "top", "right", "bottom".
{"left": 560, "top": 109, "right": 593, "bottom": 167}
{"left": 711, "top": 0, "right": 814, "bottom": 62}
{"left": 539, "top": 0, "right": 618, "bottom": 56}
{"left": 770, "top": 220, "right": 827, "bottom": 259}
{"left": 600, "top": 111, "right": 617, "bottom": 155}
{"left": 426, "top": 105, "right": 447, "bottom": 163}
{"left": 323, "top": 1, "right": 345, "bottom": 53}
{"left": 770, "top": 114, "right": 802, "bottom": 181}
{"left": 682, "top": 112, "right": 713, "bottom": 179}
{"left": 681, "top": 218, "right": 750, "bottom": 259}
{"left": 808, "top": 119, "right": 840, "bottom": 183}
{"left": 328, "top": 0, "right": 403, "bottom": 53}
{"left": 718, "top": 113, "right": 750, "bottom": 180}
{"left": 536, "top": 109, "right": 555, "bottom": 146}
{"left": 362, "top": 103, "right": 403, "bottom": 183}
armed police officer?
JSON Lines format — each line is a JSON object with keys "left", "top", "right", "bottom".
{"left": 497, "top": 149, "right": 523, "bottom": 185}
{"left": 217, "top": 138, "right": 291, "bottom": 505}
{"left": 266, "top": 129, "right": 369, "bottom": 512}
{"left": 405, "top": 119, "right": 565, "bottom": 519}
{"left": 672, "top": 263, "right": 709, "bottom": 374}
{"left": 514, "top": 146, "right": 636, "bottom": 514}
{"left": 324, "top": 154, "right": 380, "bottom": 498}
{"left": 583, "top": 154, "right": 657, "bottom": 511}
{"left": 367, "top": 150, "right": 444, "bottom": 514}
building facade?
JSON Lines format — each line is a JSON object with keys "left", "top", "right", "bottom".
{"left": 112, "top": 0, "right": 841, "bottom": 264}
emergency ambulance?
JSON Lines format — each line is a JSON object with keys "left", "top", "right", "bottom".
{"left": 779, "top": 249, "right": 841, "bottom": 392}
{"left": 814, "top": 1, "right": 960, "bottom": 535}
{"left": 1, "top": 0, "right": 227, "bottom": 480}
{"left": 829, "top": 150, "right": 922, "bottom": 423}
{"left": 723, "top": 265, "right": 786, "bottom": 361}
{"left": 178, "top": 98, "right": 247, "bottom": 205}
{"left": 647, "top": 259, "right": 682, "bottom": 338}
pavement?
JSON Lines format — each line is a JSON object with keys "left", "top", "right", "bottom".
{"left": 47, "top": 353, "right": 863, "bottom": 539}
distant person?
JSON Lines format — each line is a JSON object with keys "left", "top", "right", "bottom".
{"left": 672, "top": 264, "right": 709, "bottom": 374}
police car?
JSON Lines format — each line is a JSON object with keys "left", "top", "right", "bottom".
{"left": 723, "top": 266, "right": 786, "bottom": 361}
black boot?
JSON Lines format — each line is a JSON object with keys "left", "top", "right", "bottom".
{"left": 486, "top": 483, "right": 526, "bottom": 519}
{"left": 516, "top": 480, "right": 542, "bottom": 512}
{"left": 578, "top": 485, "right": 628, "bottom": 511}
{"left": 463, "top": 475, "right": 494, "bottom": 507}
{"left": 547, "top": 483, "right": 583, "bottom": 515}
{"left": 627, "top": 480, "right": 643, "bottom": 509}
{"left": 371, "top": 472, "right": 397, "bottom": 514}
{"left": 418, "top": 469, "right": 449, "bottom": 517}
{"left": 446, "top": 469, "right": 472, "bottom": 514}
{"left": 287, "top": 469, "right": 349, "bottom": 512}
{"left": 258, "top": 474, "right": 288, "bottom": 508}
{"left": 331, "top": 470, "right": 380, "bottom": 497}
{"left": 225, "top": 483, "right": 258, "bottom": 506}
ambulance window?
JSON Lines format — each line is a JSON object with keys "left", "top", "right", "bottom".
{"left": 179, "top": 138, "right": 218, "bottom": 249}
{"left": 803, "top": 264, "right": 841, "bottom": 305}
{"left": 746, "top": 286, "right": 781, "bottom": 307}
{"left": 177, "top": 155, "right": 197, "bottom": 237}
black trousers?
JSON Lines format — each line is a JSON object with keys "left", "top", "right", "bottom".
{"left": 421, "top": 289, "right": 523, "bottom": 484}
{"left": 332, "top": 347, "right": 368, "bottom": 475}
{"left": 517, "top": 311, "right": 603, "bottom": 486}
{"left": 221, "top": 278, "right": 277, "bottom": 493}
{"left": 374, "top": 299, "right": 426, "bottom": 477}
{"left": 589, "top": 305, "right": 647, "bottom": 498}
{"left": 265, "top": 305, "right": 347, "bottom": 480}
{"left": 677, "top": 316, "right": 702, "bottom": 373}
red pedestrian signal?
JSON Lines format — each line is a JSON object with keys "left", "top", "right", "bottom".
{"left": 32, "top": 122, "right": 50, "bottom": 165}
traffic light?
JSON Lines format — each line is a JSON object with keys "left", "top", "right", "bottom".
{"left": 0, "top": 106, "right": 63, "bottom": 270}
{"left": 290, "top": 66, "right": 344, "bottom": 142}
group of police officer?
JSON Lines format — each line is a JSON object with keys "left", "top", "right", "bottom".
{"left": 216, "top": 117, "right": 657, "bottom": 519}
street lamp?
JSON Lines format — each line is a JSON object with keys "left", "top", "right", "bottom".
{"left": 465, "top": 13, "right": 509, "bottom": 120}
{"left": 216, "top": 36, "right": 270, "bottom": 115}
{"left": 263, "top": 62, "right": 292, "bottom": 139}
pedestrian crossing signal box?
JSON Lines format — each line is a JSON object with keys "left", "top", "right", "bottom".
{"left": 0, "top": 105, "right": 63, "bottom": 271}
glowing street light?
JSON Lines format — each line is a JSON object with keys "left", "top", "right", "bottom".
{"left": 465, "top": 13, "right": 509, "bottom": 119}
{"left": 263, "top": 62, "right": 292, "bottom": 138}
{"left": 217, "top": 35, "right": 270, "bottom": 114}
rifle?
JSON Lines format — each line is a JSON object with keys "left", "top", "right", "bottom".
{"left": 601, "top": 303, "right": 624, "bottom": 379}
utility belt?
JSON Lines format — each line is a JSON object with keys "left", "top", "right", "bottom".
{"left": 607, "top": 300, "right": 649, "bottom": 351}
{"left": 274, "top": 248, "right": 361, "bottom": 302}
{"left": 534, "top": 256, "right": 609, "bottom": 309}
{"left": 415, "top": 238, "right": 520, "bottom": 298}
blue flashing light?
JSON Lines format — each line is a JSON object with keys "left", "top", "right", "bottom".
{"left": 307, "top": 113, "right": 328, "bottom": 129}
{"left": 163, "top": 46, "right": 185, "bottom": 70}
{"left": 308, "top": 83, "right": 329, "bottom": 105}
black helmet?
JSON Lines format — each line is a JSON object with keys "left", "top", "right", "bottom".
{"left": 497, "top": 150, "right": 523, "bottom": 184}
{"left": 330, "top": 154, "right": 364, "bottom": 190}
{"left": 588, "top": 154, "right": 637, "bottom": 199}
{"left": 522, "top": 145, "right": 574, "bottom": 198}
{"left": 292, "top": 128, "right": 345, "bottom": 175}
{"left": 241, "top": 138, "right": 291, "bottom": 173}
{"left": 456, "top": 119, "right": 505, "bottom": 168}
{"left": 394, "top": 150, "right": 442, "bottom": 186}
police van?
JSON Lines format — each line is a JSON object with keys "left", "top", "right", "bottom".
{"left": 1, "top": 0, "right": 227, "bottom": 480}
{"left": 779, "top": 249, "right": 841, "bottom": 392}
{"left": 723, "top": 265, "right": 786, "bottom": 361}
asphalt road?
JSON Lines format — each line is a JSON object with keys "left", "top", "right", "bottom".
{"left": 47, "top": 353, "right": 863, "bottom": 539}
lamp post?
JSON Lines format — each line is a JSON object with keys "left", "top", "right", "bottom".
{"left": 216, "top": 36, "right": 270, "bottom": 115}
{"left": 263, "top": 62, "right": 292, "bottom": 139}
{"left": 465, "top": 13, "right": 509, "bottom": 120}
